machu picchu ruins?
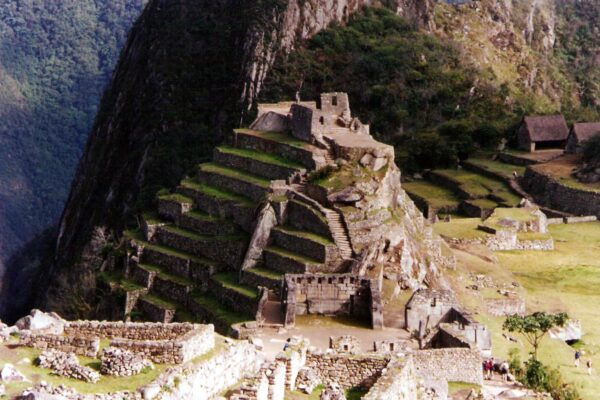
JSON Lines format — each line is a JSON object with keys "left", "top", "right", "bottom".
{"left": 101, "top": 92, "right": 455, "bottom": 337}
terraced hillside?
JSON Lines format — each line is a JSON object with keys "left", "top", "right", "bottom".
{"left": 111, "top": 128, "right": 354, "bottom": 335}
{"left": 404, "top": 155, "right": 529, "bottom": 220}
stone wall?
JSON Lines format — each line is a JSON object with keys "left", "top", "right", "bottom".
{"left": 64, "top": 321, "right": 194, "bottom": 340}
{"left": 23, "top": 321, "right": 215, "bottom": 365}
{"left": 363, "top": 358, "right": 418, "bottom": 400}
{"left": 300, "top": 351, "right": 390, "bottom": 390}
{"left": 412, "top": 348, "right": 483, "bottom": 386}
{"left": 523, "top": 167, "right": 600, "bottom": 218}
{"left": 486, "top": 297, "right": 525, "bottom": 316}
{"left": 110, "top": 324, "right": 214, "bottom": 364}
{"left": 283, "top": 274, "right": 382, "bottom": 329}
{"left": 20, "top": 333, "right": 100, "bottom": 358}
{"left": 141, "top": 339, "right": 263, "bottom": 400}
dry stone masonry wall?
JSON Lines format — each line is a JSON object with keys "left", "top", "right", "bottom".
{"left": 412, "top": 348, "right": 483, "bottom": 386}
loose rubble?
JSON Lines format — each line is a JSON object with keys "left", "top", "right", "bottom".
{"left": 37, "top": 350, "right": 100, "bottom": 383}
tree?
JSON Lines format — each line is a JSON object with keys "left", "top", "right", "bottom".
{"left": 503, "top": 312, "right": 568, "bottom": 360}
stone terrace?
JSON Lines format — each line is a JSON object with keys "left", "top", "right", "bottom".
{"left": 103, "top": 93, "right": 397, "bottom": 337}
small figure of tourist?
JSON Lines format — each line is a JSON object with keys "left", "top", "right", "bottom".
{"left": 283, "top": 338, "right": 291, "bottom": 351}
{"left": 574, "top": 350, "right": 581, "bottom": 367}
{"left": 587, "top": 359, "right": 593, "bottom": 376}
{"left": 512, "top": 170, "right": 518, "bottom": 179}
{"left": 483, "top": 358, "right": 493, "bottom": 380}
{"left": 500, "top": 361, "right": 510, "bottom": 381}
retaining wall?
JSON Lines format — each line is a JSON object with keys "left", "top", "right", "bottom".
{"left": 523, "top": 167, "right": 600, "bottom": 218}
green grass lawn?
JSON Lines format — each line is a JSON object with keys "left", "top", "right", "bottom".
{"left": 217, "top": 145, "right": 304, "bottom": 169}
{"left": 235, "top": 129, "right": 309, "bottom": 149}
{"left": 403, "top": 180, "right": 462, "bottom": 209}
{"left": 432, "top": 169, "right": 521, "bottom": 206}
{"left": 433, "top": 218, "right": 489, "bottom": 240}
{"left": 452, "top": 222, "right": 600, "bottom": 399}
{"left": 466, "top": 157, "right": 526, "bottom": 179}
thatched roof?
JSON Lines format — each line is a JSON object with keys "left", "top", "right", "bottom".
{"left": 522, "top": 115, "right": 569, "bottom": 142}
{"left": 572, "top": 122, "right": 600, "bottom": 143}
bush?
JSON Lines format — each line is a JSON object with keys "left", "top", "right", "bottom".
{"left": 522, "top": 359, "right": 581, "bottom": 400}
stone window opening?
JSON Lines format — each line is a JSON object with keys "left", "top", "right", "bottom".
{"left": 343, "top": 344, "right": 348, "bottom": 351}
{"left": 328, "top": 278, "right": 333, "bottom": 284}
{"left": 389, "top": 343, "right": 395, "bottom": 351}
{"left": 332, "top": 96, "right": 338, "bottom": 106}
{"left": 431, "top": 298, "right": 437, "bottom": 307}
{"left": 320, "top": 116, "right": 325, "bottom": 125}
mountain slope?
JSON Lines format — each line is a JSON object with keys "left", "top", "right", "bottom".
{"left": 4, "top": 0, "right": 599, "bottom": 319}
{"left": 0, "top": 0, "right": 145, "bottom": 275}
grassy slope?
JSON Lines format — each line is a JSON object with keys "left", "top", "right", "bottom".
{"left": 403, "top": 181, "right": 462, "bottom": 208}
{"left": 449, "top": 222, "right": 600, "bottom": 399}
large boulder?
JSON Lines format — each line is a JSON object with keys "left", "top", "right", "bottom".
{"left": 549, "top": 320, "right": 582, "bottom": 342}
{"left": 1, "top": 363, "right": 27, "bottom": 382}
{"left": 15, "top": 310, "right": 65, "bottom": 334}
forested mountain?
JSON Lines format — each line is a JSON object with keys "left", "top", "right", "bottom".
{"left": 0, "top": 0, "right": 145, "bottom": 278}
{"left": 0, "top": 0, "right": 598, "bottom": 320}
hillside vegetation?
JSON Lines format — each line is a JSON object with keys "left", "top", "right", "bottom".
{"left": 262, "top": 4, "right": 600, "bottom": 172}
{"left": 0, "top": 0, "right": 145, "bottom": 271}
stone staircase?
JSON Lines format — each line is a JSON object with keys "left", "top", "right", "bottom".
{"left": 121, "top": 128, "right": 357, "bottom": 333}
{"left": 323, "top": 209, "right": 354, "bottom": 259}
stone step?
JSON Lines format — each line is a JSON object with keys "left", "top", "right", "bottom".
{"left": 132, "top": 238, "right": 219, "bottom": 286}
{"left": 271, "top": 226, "right": 337, "bottom": 263}
{"left": 208, "top": 272, "right": 261, "bottom": 318}
{"left": 285, "top": 200, "right": 333, "bottom": 240}
{"left": 178, "top": 210, "right": 240, "bottom": 236}
{"left": 129, "top": 263, "right": 157, "bottom": 289}
{"left": 196, "top": 162, "right": 270, "bottom": 203}
{"left": 137, "top": 294, "right": 178, "bottom": 323}
{"left": 189, "top": 292, "right": 253, "bottom": 337}
{"left": 226, "top": 129, "right": 320, "bottom": 170}
{"left": 157, "top": 193, "right": 193, "bottom": 221}
{"left": 152, "top": 277, "right": 194, "bottom": 305}
{"left": 214, "top": 146, "right": 305, "bottom": 181}
{"left": 156, "top": 225, "right": 248, "bottom": 269}
{"left": 177, "top": 179, "right": 256, "bottom": 232}
{"left": 263, "top": 246, "right": 323, "bottom": 274}
{"left": 241, "top": 266, "right": 284, "bottom": 294}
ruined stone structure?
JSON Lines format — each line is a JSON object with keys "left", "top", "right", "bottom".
{"left": 99, "top": 93, "right": 452, "bottom": 335}
{"left": 405, "top": 289, "right": 491, "bottom": 355}
{"left": 20, "top": 321, "right": 214, "bottom": 365}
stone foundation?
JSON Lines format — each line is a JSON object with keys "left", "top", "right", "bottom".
{"left": 299, "top": 351, "right": 389, "bottom": 390}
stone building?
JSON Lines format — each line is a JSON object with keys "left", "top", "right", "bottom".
{"left": 405, "top": 289, "right": 491, "bottom": 355}
{"left": 565, "top": 122, "right": 600, "bottom": 154}
{"left": 517, "top": 115, "right": 569, "bottom": 152}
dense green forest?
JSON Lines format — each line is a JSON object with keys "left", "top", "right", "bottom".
{"left": 0, "top": 0, "right": 145, "bottom": 270}
{"left": 261, "top": 6, "right": 600, "bottom": 172}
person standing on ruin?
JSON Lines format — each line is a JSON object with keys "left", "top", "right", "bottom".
{"left": 587, "top": 359, "right": 593, "bottom": 376}
{"left": 500, "top": 361, "right": 510, "bottom": 381}
{"left": 574, "top": 350, "right": 581, "bottom": 367}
